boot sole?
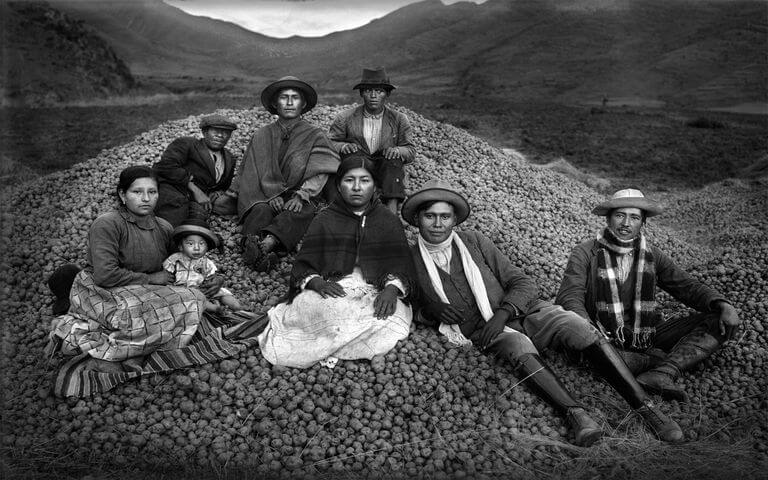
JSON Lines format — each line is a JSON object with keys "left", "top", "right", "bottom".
{"left": 576, "top": 429, "right": 603, "bottom": 447}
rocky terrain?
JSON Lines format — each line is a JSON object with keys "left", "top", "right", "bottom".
{"left": 0, "top": 104, "right": 766, "bottom": 479}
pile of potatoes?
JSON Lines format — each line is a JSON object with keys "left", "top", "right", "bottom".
{"left": 1, "top": 104, "right": 765, "bottom": 478}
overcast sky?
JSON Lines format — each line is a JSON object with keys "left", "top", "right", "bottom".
{"left": 164, "top": 0, "right": 486, "bottom": 38}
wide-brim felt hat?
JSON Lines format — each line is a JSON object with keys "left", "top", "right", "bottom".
{"left": 353, "top": 67, "right": 396, "bottom": 91}
{"left": 401, "top": 179, "right": 471, "bottom": 226}
{"left": 199, "top": 114, "right": 237, "bottom": 131}
{"left": 172, "top": 218, "right": 221, "bottom": 249}
{"left": 592, "top": 188, "right": 663, "bottom": 217}
{"left": 260, "top": 76, "right": 318, "bottom": 115}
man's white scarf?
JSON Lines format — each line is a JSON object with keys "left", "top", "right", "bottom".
{"left": 418, "top": 232, "right": 494, "bottom": 346}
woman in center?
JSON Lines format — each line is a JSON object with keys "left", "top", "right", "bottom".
{"left": 258, "top": 154, "right": 415, "bottom": 368}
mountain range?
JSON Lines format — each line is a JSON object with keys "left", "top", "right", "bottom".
{"left": 2, "top": 0, "right": 766, "bottom": 108}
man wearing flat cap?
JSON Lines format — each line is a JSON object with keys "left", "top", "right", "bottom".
{"left": 557, "top": 188, "right": 741, "bottom": 402}
{"left": 153, "top": 114, "right": 239, "bottom": 227}
{"left": 233, "top": 76, "right": 339, "bottom": 271}
{"left": 403, "top": 180, "right": 684, "bottom": 445}
{"left": 329, "top": 67, "right": 415, "bottom": 213}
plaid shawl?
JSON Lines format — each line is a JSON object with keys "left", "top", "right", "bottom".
{"left": 45, "top": 271, "right": 266, "bottom": 397}
{"left": 595, "top": 228, "right": 657, "bottom": 349}
{"left": 289, "top": 197, "right": 414, "bottom": 299}
{"left": 236, "top": 119, "right": 339, "bottom": 220}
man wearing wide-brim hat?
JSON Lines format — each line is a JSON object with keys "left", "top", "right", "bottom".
{"left": 230, "top": 76, "right": 339, "bottom": 271}
{"left": 557, "top": 188, "right": 741, "bottom": 402}
{"left": 403, "top": 180, "right": 684, "bottom": 445}
{"left": 329, "top": 67, "right": 416, "bottom": 213}
{"left": 153, "top": 114, "right": 239, "bottom": 227}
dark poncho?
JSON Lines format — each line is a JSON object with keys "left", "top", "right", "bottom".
{"left": 289, "top": 197, "right": 415, "bottom": 300}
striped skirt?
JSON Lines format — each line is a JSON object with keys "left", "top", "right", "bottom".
{"left": 46, "top": 271, "right": 266, "bottom": 397}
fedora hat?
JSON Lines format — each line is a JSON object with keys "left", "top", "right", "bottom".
{"left": 172, "top": 218, "right": 221, "bottom": 250}
{"left": 401, "top": 179, "right": 471, "bottom": 226}
{"left": 353, "top": 67, "right": 396, "bottom": 91}
{"left": 199, "top": 114, "right": 237, "bottom": 131}
{"left": 592, "top": 188, "right": 663, "bottom": 217}
{"left": 260, "top": 76, "right": 317, "bottom": 115}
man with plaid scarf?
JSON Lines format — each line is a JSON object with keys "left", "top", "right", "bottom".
{"left": 405, "top": 181, "right": 684, "bottom": 445}
{"left": 557, "top": 188, "right": 741, "bottom": 402}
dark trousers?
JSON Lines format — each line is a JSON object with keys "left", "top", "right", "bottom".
{"left": 241, "top": 197, "right": 316, "bottom": 251}
{"left": 338, "top": 152, "right": 406, "bottom": 201}
{"left": 155, "top": 184, "right": 234, "bottom": 227}
{"left": 372, "top": 156, "right": 406, "bottom": 201}
{"left": 648, "top": 312, "right": 723, "bottom": 352}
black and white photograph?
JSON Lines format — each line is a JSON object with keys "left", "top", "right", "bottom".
{"left": 1, "top": 0, "right": 766, "bottom": 478}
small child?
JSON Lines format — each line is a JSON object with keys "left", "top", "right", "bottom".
{"left": 163, "top": 218, "right": 244, "bottom": 313}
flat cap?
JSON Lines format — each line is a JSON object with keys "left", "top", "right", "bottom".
{"left": 199, "top": 114, "right": 237, "bottom": 131}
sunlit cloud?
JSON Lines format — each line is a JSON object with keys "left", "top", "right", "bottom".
{"left": 163, "top": 0, "right": 486, "bottom": 38}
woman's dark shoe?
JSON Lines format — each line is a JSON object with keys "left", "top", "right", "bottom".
{"left": 242, "top": 235, "right": 263, "bottom": 268}
{"left": 255, "top": 252, "right": 280, "bottom": 273}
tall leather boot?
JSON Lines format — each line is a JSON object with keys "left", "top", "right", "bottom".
{"left": 514, "top": 353, "right": 603, "bottom": 447}
{"left": 618, "top": 348, "right": 666, "bottom": 375}
{"left": 582, "top": 338, "right": 684, "bottom": 443}
{"left": 637, "top": 327, "right": 722, "bottom": 402}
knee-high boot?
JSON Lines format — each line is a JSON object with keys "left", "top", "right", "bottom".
{"left": 582, "top": 338, "right": 684, "bottom": 443}
{"left": 637, "top": 327, "right": 722, "bottom": 402}
{"left": 514, "top": 353, "right": 603, "bottom": 446}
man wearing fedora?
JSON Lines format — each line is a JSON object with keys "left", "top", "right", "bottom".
{"left": 233, "top": 76, "right": 339, "bottom": 271}
{"left": 329, "top": 67, "right": 415, "bottom": 213}
{"left": 402, "top": 180, "right": 684, "bottom": 445}
{"left": 557, "top": 188, "right": 740, "bottom": 402}
{"left": 153, "top": 114, "right": 239, "bottom": 227}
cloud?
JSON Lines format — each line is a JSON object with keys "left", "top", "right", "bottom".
{"left": 164, "top": 0, "right": 485, "bottom": 38}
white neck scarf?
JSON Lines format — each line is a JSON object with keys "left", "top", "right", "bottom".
{"left": 423, "top": 235, "right": 453, "bottom": 273}
{"left": 418, "top": 232, "right": 494, "bottom": 346}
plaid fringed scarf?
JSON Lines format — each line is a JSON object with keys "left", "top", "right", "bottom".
{"left": 595, "top": 228, "right": 657, "bottom": 349}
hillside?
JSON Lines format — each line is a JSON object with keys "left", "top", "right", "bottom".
{"left": 45, "top": 0, "right": 768, "bottom": 109}
{"left": 52, "top": 0, "right": 279, "bottom": 79}
{"left": 0, "top": 1, "right": 136, "bottom": 105}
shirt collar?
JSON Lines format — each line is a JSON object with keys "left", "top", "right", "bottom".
{"left": 118, "top": 205, "right": 156, "bottom": 230}
{"left": 421, "top": 235, "right": 453, "bottom": 253}
{"left": 362, "top": 108, "right": 385, "bottom": 120}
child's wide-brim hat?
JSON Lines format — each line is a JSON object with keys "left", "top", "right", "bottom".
{"left": 592, "top": 188, "right": 663, "bottom": 217}
{"left": 172, "top": 218, "right": 220, "bottom": 249}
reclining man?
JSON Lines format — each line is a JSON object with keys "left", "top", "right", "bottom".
{"left": 556, "top": 188, "right": 740, "bottom": 401}
{"left": 403, "top": 180, "right": 684, "bottom": 445}
{"left": 153, "top": 115, "right": 238, "bottom": 227}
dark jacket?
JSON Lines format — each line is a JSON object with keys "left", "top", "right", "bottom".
{"left": 87, "top": 207, "right": 173, "bottom": 288}
{"left": 153, "top": 137, "right": 237, "bottom": 196}
{"left": 329, "top": 105, "right": 416, "bottom": 163}
{"left": 556, "top": 239, "right": 727, "bottom": 323}
{"left": 290, "top": 197, "right": 414, "bottom": 299}
{"left": 410, "top": 231, "right": 546, "bottom": 336}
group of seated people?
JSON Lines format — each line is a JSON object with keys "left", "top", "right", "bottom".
{"left": 46, "top": 69, "right": 740, "bottom": 447}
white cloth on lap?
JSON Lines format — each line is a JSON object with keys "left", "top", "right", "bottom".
{"left": 258, "top": 268, "right": 412, "bottom": 368}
